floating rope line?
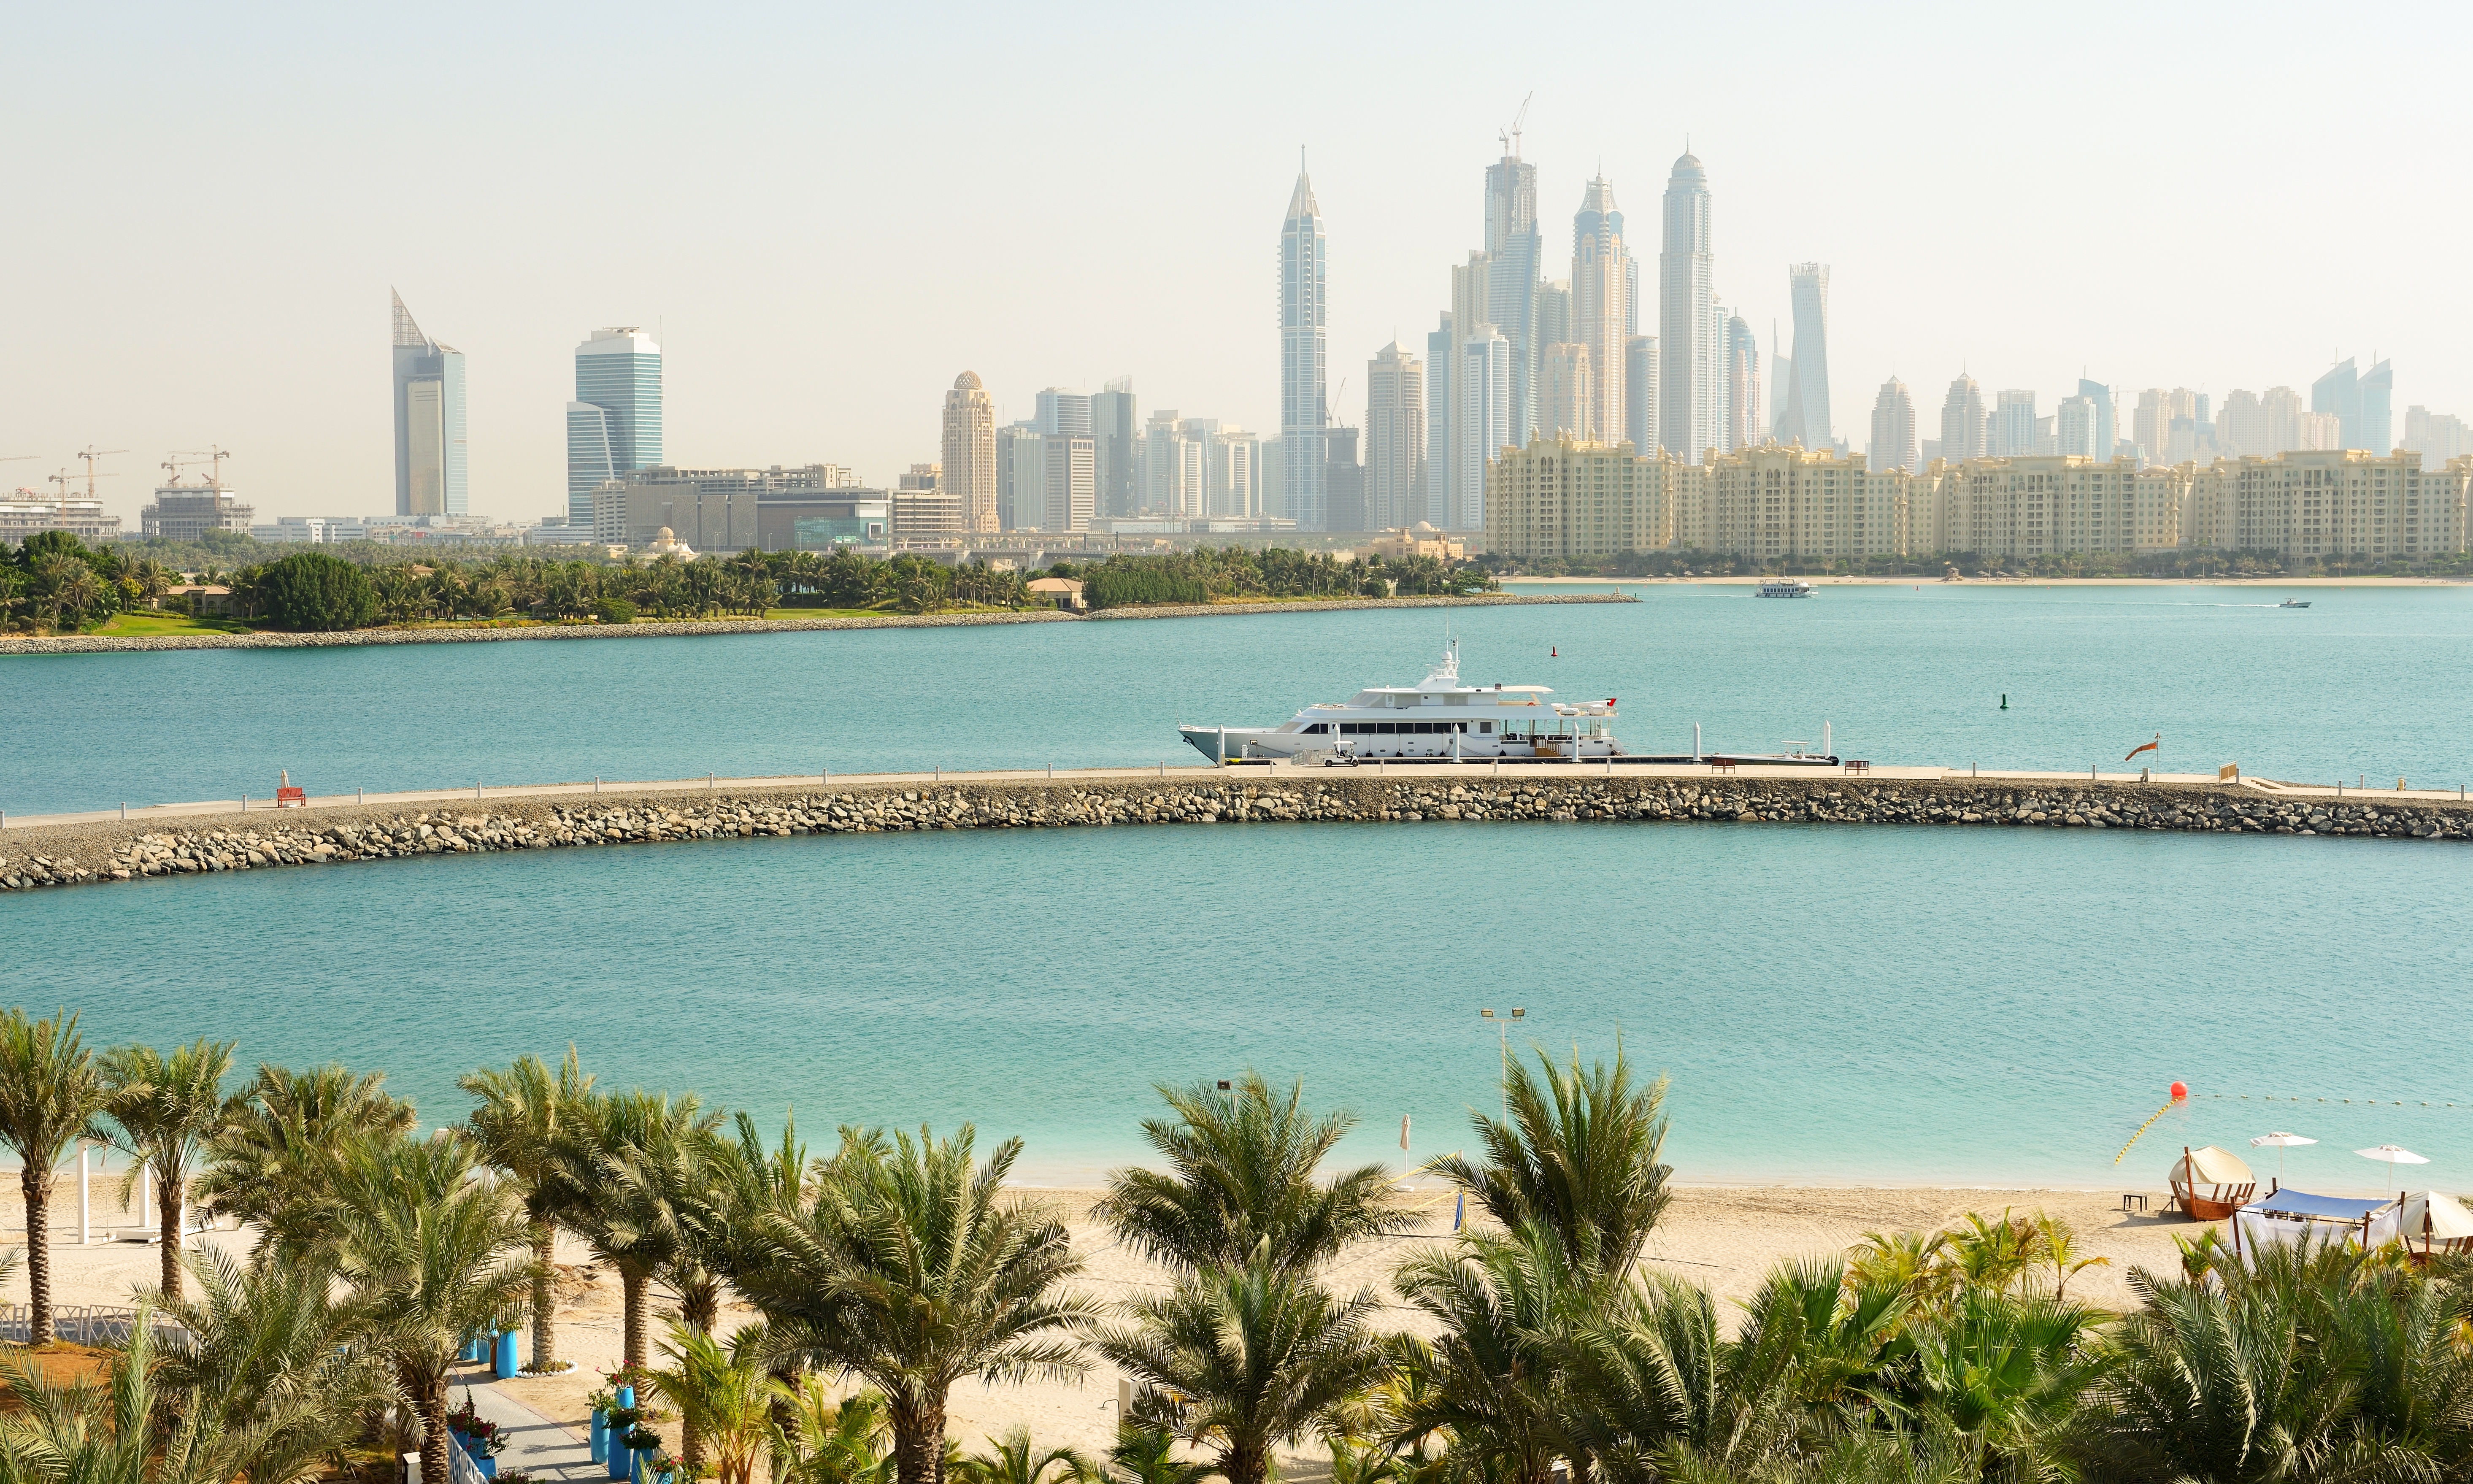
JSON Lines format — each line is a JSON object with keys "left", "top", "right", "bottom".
{"left": 2196, "top": 1094, "right": 2460, "bottom": 1107}
{"left": 2114, "top": 1095, "right": 2186, "bottom": 1165}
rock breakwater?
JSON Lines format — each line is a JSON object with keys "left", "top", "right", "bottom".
{"left": 3, "top": 774, "right": 2464, "bottom": 895}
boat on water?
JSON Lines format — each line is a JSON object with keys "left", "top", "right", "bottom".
{"left": 2281, "top": 599, "right": 2311, "bottom": 608}
{"left": 1178, "top": 646, "right": 1621, "bottom": 763}
{"left": 1757, "top": 579, "right": 1816, "bottom": 598}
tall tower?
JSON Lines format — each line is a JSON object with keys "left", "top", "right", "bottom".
{"left": 2076, "top": 378, "right": 2116, "bottom": 461}
{"left": 567, "top": 327, "right": 662, "bottom": 526}
{"left": 1571, "top": 176, "right": 1628, "bottom": 449}
{"left": 1724, "top": 314, "right": 1759, "bottom": 451}
{"left": 1624, "top": 335, "right": 1658, "bottom": 455}
{"left": 943, "top": 372, "right": 998, "bottom": 532}
{"left": 1659, "top": 152, "right": 1722, "bottom": 462}
{"left": 1280, "top": 160, "right": 1329, "bottom": 530}
{"left": 392, "top": 290, "right": 467, "bottom": 517}
{"left": 1458, "top": 326, "right": 1510, "bottom": 531}
{"left": 1484, "top": 146, "right": 1540, "bottom": 447}
{"left": 1870, "top": 378, "right": 1917, "bottom": 473}
{"left": 1939, "top": 376, "right": 1987, "bottom": 462}
{"left": 1366, "top": 341, "right": 1426, "bottom": 532}
{"left": 1778, "top": 264, "right": 1832, "bottom": 449}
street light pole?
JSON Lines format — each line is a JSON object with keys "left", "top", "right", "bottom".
{"left": 1478, "top": 1007, "right": 1527, "bottom": 1121}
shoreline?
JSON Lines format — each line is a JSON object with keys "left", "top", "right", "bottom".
{"left": 5, "top": 767, "right": 2464, "bottom": 895}
{"left": 0, "top": 592, "right": 1631, "bottom": 656}
{"left": 1505, "top": 573, "right": 2472, "bottom": 587}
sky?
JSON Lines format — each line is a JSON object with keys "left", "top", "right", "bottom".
{"left": 7, "top": 1, "right": 2470, "bottom": 523}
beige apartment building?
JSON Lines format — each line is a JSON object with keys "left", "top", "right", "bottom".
{"left": 2187, "top": 449, "right": 2470, "bottom": 559}
{"left": 1909, "top": 456, "right": 2189, "bottom": 558}
{"left": 1676, "top": 444, "right": 1903, "bottom": 560}
{"left": 1484, "top": 435, "right": 1668, "bottom": 559}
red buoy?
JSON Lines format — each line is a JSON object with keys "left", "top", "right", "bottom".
{"left": 2169, "top": 1081, "right": 2189, "bottom": 1102}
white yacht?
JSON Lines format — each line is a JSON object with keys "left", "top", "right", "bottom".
{"left": 1757, "top": 579, "right": 1816, "bottom": 598}
{"left": 1180, "top": 646, "right": 1621, "bottom": 764}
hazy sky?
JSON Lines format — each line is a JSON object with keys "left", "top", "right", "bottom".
{"left": 9, "top": 1, "right": 2469, "bottom": 522}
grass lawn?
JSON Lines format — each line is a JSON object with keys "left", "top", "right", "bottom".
{"left": 761, "top": 607, "right": 889, "bottom": 620}
{"left": 96, "top": 611, "right": 255, "bottom": 636}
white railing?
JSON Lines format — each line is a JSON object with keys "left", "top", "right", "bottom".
{"left": 0, "top": 1305, "right": 153, "bottom": 1346}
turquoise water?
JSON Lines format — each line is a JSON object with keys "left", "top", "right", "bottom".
{"left": 5, "top": 584, "right": 2472, "bottom": 816}
{"left": 3, "top": 819, "right": 2466, "bottom": 1190}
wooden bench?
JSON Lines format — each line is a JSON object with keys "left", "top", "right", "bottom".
{"left": 275, "top": 786, "right": 307, "bottom": 809}
{"left": 1844, "top": 760, "right": 1870, "bottom": 774}
{"left": 1708, "top": 759, "right": 1737, "bottom": 774}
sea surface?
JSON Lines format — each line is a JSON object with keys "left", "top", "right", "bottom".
{"left": 5, "top": 582, "right": 2471, "bottom": 817}
{"left": 6, "top": 583, "right": 2471, "bottom": 1189}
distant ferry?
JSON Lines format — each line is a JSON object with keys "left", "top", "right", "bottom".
{"left": 1757, "top": 579, "right": 1816, "bottom": 598}
{"left": 1179, "top": 646, "right": 1620, "bottom": 763}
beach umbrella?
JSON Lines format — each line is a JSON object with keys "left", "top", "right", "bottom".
{"left": 2251, "top": 1131, "right": 2316, "bottom": 1182}
{"left": 2356, "top": 1143, "right": 2430, "bottom": 1191}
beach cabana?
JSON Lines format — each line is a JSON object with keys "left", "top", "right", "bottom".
{"left": 2169, "top": 1144, "right": 2257, "bottom": 1219}
{"left": 2231, "top": 1187, "right": 2397, "bottom": 1260}
{"left": 2393, "top": 1191, "right": 2473, "bottom": 1258}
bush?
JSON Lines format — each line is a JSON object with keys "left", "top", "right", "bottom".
{"left": 257, "top": 551, "right": 376, "bottom": 631}
{"left": 594, "top": 596, "right": 638, "bottom": 624}
{"left": 1087, "top": 566, "right": 1208, "bottom": 608}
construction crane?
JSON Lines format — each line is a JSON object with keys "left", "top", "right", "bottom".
{"left": 1500, "top": 92, "right": 1532, "bottom": 159}
{"left": 0, "top": 455, "right": 35, "bottom": 496}
{"left": 165, "top": 446, "right": 234, "bottom": 485}
{"left": 76, "top": 446, "right": 130, "bottom": 500}
{"left": 49, "top": 462, "right": 117, "bottom": 514}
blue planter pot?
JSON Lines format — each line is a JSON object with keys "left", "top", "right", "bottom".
{"left": 493, "top": 1329, "right": 519, "bottom": 1379}
{"left": 480, "top": 1457, "right": 498, "bottom": 1480}
{"left": 616, "top": 1386, "right": 635, "bottom": 1410}
{"left": 607, "top": 1441, "right": 631, "bottom": 1481}
{"left": 589, "top": 1411, "right": 609, "bottom": 1465}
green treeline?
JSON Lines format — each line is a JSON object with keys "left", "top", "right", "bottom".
{"left": 19, "top": 1000, "right": 2473, "bottom": 1484}
{"left": 1057, "top": 547, "right": 1498, "bottom": 609}
{"left": 3, "top": 536, "right": 1499, "bottom": 635}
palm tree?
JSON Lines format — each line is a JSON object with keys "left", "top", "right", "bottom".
{"left": 1897, "top": 1288, "right": 2097, "bottom": 1477}
{"left": 1432, "top": 1045, "right": 1672, "bottom": 1280}
{"left": 98, "top": 1037, "right": 238, "bottom": 1299}
{"left": 154, "top": 1246, "right": 400, "bottom": 1484}
{"left": 772, "top": 1380, "right": 895, "bottom": 1484}
{"left": 330, "top": 1133, "right": 535, "bottom": 1484}
{"left": 195, "top": 1062, "right": 417, "bottom": 1257}
{"left": 0, "top": 1313, "right": 243, "bottom": 1484}
{"left": 0, "top": 1008, "right": 111, "bottom": 1344}
{"left": 2030, "top": 1212, "right": 2109, "bottom": 1301}
{"left": 1093, "top": 1251, "right": 1388, "bottom": 1484}
{"left": 1105, "top": 1425, "right": 1211, "bottom": 1484}
{"left": 1093, "top": 1073, "right": 1410, "bottom": 1278}
{"left": 557, "top": 1089, "right": 724, "bottom": 1370}
{"left": 953, "top": 1428, "right": 1095, "bottom": 1484}
{"left": 1389, "top": 1223, "right": 1597, "bottom": 1484}
{"left": 461, "top": 1048, "right": 595, "bottom": 1371}
{"left": 651, "top": 1320, "right": 779, "bottom": 1484}
{"left": 742, "top": 1124, "right": 1099, "bottom": 1484}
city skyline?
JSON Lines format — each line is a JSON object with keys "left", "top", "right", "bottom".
{"left": 8, "top": 5, "right": 2470, "bottom": 522}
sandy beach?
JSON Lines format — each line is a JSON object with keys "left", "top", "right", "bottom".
{"left": 20, "top": 1177, "right": 2200, "bottom": 1467}
{"left": 1506, "top": 574, "right": 2470, "bottom": 587}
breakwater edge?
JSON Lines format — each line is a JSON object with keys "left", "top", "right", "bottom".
{"left": 0, "top": 592, "right": 1631, "bottom": 655}
{"left": 6, "top": 770, "right": 2466, "bottom": 892}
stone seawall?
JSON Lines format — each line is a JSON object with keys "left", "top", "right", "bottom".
{"left": 3, "top": 774, "right": 2464, "bottom": 893}
{"left": 0, "top": 594, "right": 1630, "bottom": 656}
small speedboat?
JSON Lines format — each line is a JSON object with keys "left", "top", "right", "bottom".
{"left": 2280, "top": 599, "right": 2311, "bottom": 609}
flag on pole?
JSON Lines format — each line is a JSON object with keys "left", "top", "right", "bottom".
{"left": 1453, "top": 1192, "right": 1465, "bottom": 1232}
{"left": 2124, "top": 732, "right": 2160, "bottom": 762}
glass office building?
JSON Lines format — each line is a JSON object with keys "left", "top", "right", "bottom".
{"left": 568, "top": 327, "right": 663, "bottom": 524}
{"left": 392, "top": 290, "right": 468, "bottom": 516}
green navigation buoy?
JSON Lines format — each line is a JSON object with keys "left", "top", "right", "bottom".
{"left": 2000, "top": 693, "right": 2009, "bottom": 710}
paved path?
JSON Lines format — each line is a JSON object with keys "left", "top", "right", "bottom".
{"left": 459, "top": 1373, "right": 604, "bottom": 1484}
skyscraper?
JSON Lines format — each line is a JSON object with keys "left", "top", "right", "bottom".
{"left": 2314, "top": 357, "right": 2394, "bottom": 452}
{"left": 1939, "top": 376, "right": 1987, "bottom": 462}
{"left": 392, "top": 290, "right": 467, "bottom": 517}
{"left": 1724, "top": 314, "right": 1759, "bottom": 451}
{"left": 567, "top": 327, "right": 661, "bottom": 527}
{"left": 1092, "top": 379, "right": 1139, "bottom": 520}
{"left": 1280, "top": 163, "right": 1329, "bottom": 530}
{"left": 2056, "top": 394, "right": 2100, "bottom": 458}
{"left": 1571, "top": 176, "right": 1629, "bottom": 449}
{"left": 1485, "top": 148, "right": 1541, "bottom": 448}
{"left": 1458, "top": 326, "right": 1511, "bottom": 531}
{"left": 2077, "top": 378, "right": 2117, "bottom": 461}
{"left": 1425, "top": 311, "right": 1455, "bottom": 529}
{"left": 1870, "top": 378, "right": 1917, "bottom": 473}
{"left": 1625, "top": 335, "right": 1658, "bottom": 454}
{"left": 1034, "top": 387, "right": 1093, "bottom": 436}
{"left": 942, "top": 372, "right": 998, "bottom": 532}
{"left": 1326, "top": 426, "right": 1366, "bottom": 531}
{"left": 1541, "top": 343, "right": 1592, "bottom": 439}
{"left": 1659, "top": 152, "right": 1723, "bottom": 462}
{"left": 1366, "top": 341, "right": 1426, "bottom": 533}
{"left": 1777, "top": 265, "right": 1832, "bottom": 450}
{"left": 1989, "top": 391, "right": 2037, "bottom": 458}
